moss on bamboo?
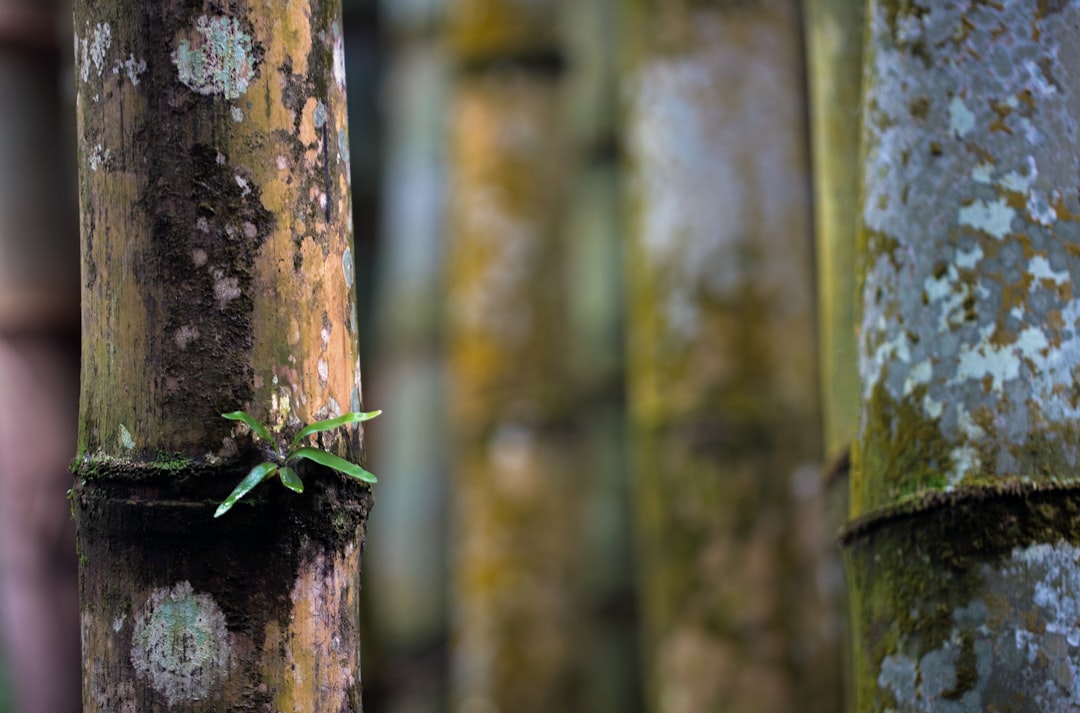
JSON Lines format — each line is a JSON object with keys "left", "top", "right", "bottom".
{"left": 845, "top": 484, "right": 1080, "bottom": 711}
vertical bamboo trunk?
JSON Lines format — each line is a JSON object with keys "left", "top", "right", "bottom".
{"left": 71, "top": 1, "right": 372, "bottom": 710}
{"left": 0, "top": 2, "right": 82, "bottom": 710}
{"left": 804, "top": 1, "right": 864, "bottom": 710}
{"left": 564, "top": 1, "right": 642, "bottom": 710}
{"left": 846, "top": 2, "right": 1080, "bottom": 709}
{"left": 366, "top": 2, "right": 449, "bottom": 710}
{"left": 444, "top": 2, "right": 583, "bottom": 710}
{"left": 623, "top": 1, "right": 838, "bottom": 711}
{"left": 804, "top": 0, "right": 863, "bottom": 469}
{"left": 370, "top": 0, "right": 448, "bottom": 653}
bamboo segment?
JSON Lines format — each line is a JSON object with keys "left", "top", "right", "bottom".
{"left": 72, "top": 1, "right": 372, "bottom": 709}
{"left": 444, "top": 62, "right": 582, "bottom": 713}
{"left": 804, "top": 0, "right": 863, "bottom": 466}
{"left": 847, "top": 3, "right": 1080, "bottom": 709}
{"left": 623, "top": 1, "right": 839, "bottom": 711}
{"left": 75, "top": 1, "right": 363, "bottom": 462}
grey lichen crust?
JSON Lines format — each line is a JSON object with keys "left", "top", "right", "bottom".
{"left": 172, "top": 15, "right": 256, "bottom": 99}
{"left": 858, "top": 0, "right": 1080, "bottom": 502}
{"left": 878, "top": 541, "right": 1080, "bottom": 711}
{"left": 130, "top": 581, "right": 233, "bottom": 705}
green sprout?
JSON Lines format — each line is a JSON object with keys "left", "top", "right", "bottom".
{"left": 215, "top": 409, "right": 381, "bottom": 518}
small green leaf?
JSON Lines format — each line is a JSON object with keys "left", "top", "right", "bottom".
{"left": 290, "top": 410, "right": 382, "bottom": 449}
{"left": 222, "top": 411, "right": 275, "bottom": 444}
{"left": 290, "top": 447, "right": 377, "bottom": 483}
{"left": 214, "top": 462, "right": 278, "bottom": 518}
{"left": 279, "top": 466, "right": 304, "bottom": 494}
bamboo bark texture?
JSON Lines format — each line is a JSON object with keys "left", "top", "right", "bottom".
{"left": 444, "top": 1, "right": 584, "bottom": 711}
{"left": 804, "top": 0, "right": 863, "bottom": 469}
{"left": 847, "top": 2, "right": 1080, "bottom": 710}
{"left": 622, "top": 1, "right": 839, "bottom": 712}
{"left": 71, "top": 1, "right": 372, "bottom": 710}
{"left": 804, "top": 1, "right": 865, "bottom": 708}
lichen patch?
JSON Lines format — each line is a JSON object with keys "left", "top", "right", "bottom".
{"left": 877, "top": 541, "right": 1080, "bottom": 710}
{"left": 130, "top": 581, "right": 232, "bottom": 706}
{"left": 172, "top": 15, "right": 256, "bottom": 99}
{"left": 857, "top": 0, "right": 1080, "bottom": 497}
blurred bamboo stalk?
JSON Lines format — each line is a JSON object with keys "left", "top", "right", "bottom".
{"left": 562, "top": 0, "right": 642, "bottom": 710}
{"left": 367, "top": 1, "right": 450, "bottom": 710}
{"left": 803, "top": 1, "right": 864, "bottom": 709}
{"left": 443, "top": 1, "right": 588, "bottom": 711}
{"left": 622, "top": 1, "right": 841, "bottom": 711}
{"left": 0, "top": 2, "right": 81, "bottom": 712}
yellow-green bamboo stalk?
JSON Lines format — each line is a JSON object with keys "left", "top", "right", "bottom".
{"left": 71, "top": 1, "right": 372, "bottom": 709}
{"left": 623, "top": 2, "right": 839, "bottom": 712}
{"left": 444, "top": 2, "right": 584, "bottom": 708}
{"left": 804, "top": 0, "right": 863, "bottom": 469}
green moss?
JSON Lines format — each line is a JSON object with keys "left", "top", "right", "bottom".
{"left": 856, "top": 380, "right": 954, "bottom": 515}
{"left": 845, "top": 484, "right": 1080, "bottom": 711}
{"left": 153, "top": 451, "right": 193, "bottom": 472}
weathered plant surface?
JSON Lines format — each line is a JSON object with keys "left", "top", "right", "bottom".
{"left": 72, "top": 1, "right": 372, "bottom": 710}
{"left": 623, "top": 1, "right": 840, "bottom": 711}
{"left": 848, "top": 3, "right": 1080, "bottom": 710}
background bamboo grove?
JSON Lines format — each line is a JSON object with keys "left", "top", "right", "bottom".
{"left": 3, "top": 0, "right": 1080, "bottom": 711}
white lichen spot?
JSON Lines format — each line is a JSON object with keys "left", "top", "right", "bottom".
{"left": 230, "top": 106, "right": 243, "bottom": 123}
{"left": 342, "top": 248, "right": 353, "bottom": 288}
{"left": 1029, "top": 255, "right": 1069, "bottom": 285}
{"left": 1027, "top": 190, "right": 1057, "bottom": 226}
{"left": 130, "top": 582, "right": 232, "bottom": 706}
{"left": 235, "top": 174, "right": 251, "bottom": 197}
{"left": 196, "top": 216, "right": 210, "bottom": 233}
{"left": 174, "top": 325, "right": 200, "bottom": 350}
{"left": 317, "top": 358, "right": 329, "bottom": 383}
{"left": 956, "top": 408, "right": 987, "bottom": 442}
{"left": 90, "top": 23, "right": 111, "bottom": 78}
{"left": 958, "top": 198, "right": 1014, "bottom": 239}
{"left": 242, "top": 221, "right": 257, "bottom": 239}
{"left": 949, "top": 444, "right": 980, "bottom": 487}
{"left": 216, "top": 151, "right": 226, "bottom": 165}
{"left": 88, "top": 144, "right": 110, "bottom": 172}
{"left": 113, "top": 54, "right": 147, "bottom": 85}
{"left": 999, "top": 170, "right": 1031, "bottom": 193}
{"left": 332, "top": 22, "right": 346, "bottom": 89}
{"left": 955, "top": 245, "right": 984, "bottom": 269}
{"left": 172, "top": 16, "right": 255, "bottom": 99}
{"left": 954, "top": 324, "right": 1028, "bottom": 393}
{"left": 948, "top": 95, "right": 975, "bottom": 137}
{"left": 903, "top": 359, "right": 933, "bottom": 396}
{"left": 971, "top": 162, "right": 994, "bottom": 184}
{"left": 118, "top": 424, "right": 135, "bottom": 451}
{"left": 313, "top": 101, "right": 327, "bottom": 129}
{"left": 212, "top": 271, "right": 241, "bottom": 309}
{"left": 338, "top": 128, "right": 350, "bottom": 167}
{"left": 113, "top": 615, "right": 125, "bottom": 633}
